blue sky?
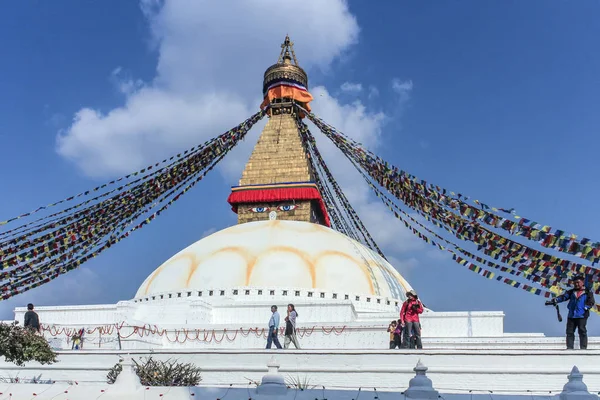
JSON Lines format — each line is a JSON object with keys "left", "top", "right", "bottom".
{"left": 0, "top": 0, "right": 599, "bottom": 337}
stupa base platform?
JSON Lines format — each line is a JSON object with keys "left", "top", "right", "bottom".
{"left": 1, "top": 348, "right": 598, "bottom": 394}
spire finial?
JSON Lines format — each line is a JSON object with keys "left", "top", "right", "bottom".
{"left": 278, "top": 35, "right": 299, "bottom": 66}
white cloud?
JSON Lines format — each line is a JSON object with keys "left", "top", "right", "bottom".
{"left": 368, "top": 85, "right": 379, "bottom": 99}
{"left": 54, "top": 0, "right": 420, "bottom": 279}
{"left": 57, "top": 0, "right": 360, "bottom": 177}
{"left": 391, "top": 78, "right": 413, "bottom": 96}
{"left": 388, "top": 78, "right": 413, "bottom": 121}
{"left": 340, "top": 82, "right": 363, "bottom": 93}
{"left": 110, "top": 67, "right": 145, "bottom": 96}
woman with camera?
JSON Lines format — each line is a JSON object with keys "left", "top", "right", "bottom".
{"left": 400, "top": 290, "right": 424, "bottom": 349}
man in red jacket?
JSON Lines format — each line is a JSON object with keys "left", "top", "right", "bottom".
{"left": 400, "top": 290, "right": 424, "bottom": 349}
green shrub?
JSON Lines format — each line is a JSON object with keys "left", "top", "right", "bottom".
{"left": 107, "top": 357, "right": 201, "bottom": 387}
{"left": 0, "top": 322, "right": 57, "bottom": 366}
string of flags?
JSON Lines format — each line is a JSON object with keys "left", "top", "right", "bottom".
{"left": 0, "top": 111, "right": 266, "bottom": 300}
{"left": 304, "top": 107, "right": 600, "bottom": 310}
{"left": 0, "top": 94, "right": 596, "bottom": 315}
{"left": 305, "top": 113, "right": 599, "bottom": 265}
{"left": 296, "top": 121, "right": 352, "bottom": 238}
{"left": 296, "top": 116, "right": 386, "bottom": 259}
{"left": 0, "top": 137, "right": 224, "bottom": 230}
{"left": 338, "top": 152, "right": 572, "bottom": 303}
{"left": 353, "top": 160, "right": 599, "bottom": 313}
{"left": 337, "top": 147, "right": 599, "bottom": 294}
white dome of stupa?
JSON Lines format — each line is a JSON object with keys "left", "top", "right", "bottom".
{"left": 135, "top": 220, "right": 412, "bottom": 301}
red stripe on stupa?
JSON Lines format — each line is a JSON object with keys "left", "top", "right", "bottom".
{"left": 227, "top": 183, "right": 330, "bottom": 227}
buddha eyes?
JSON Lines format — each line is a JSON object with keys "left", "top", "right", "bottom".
{"left": 248, "top": 205, "right": 297, "bottom": 213}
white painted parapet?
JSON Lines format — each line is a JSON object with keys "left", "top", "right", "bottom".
{"left": 1, "top": 353, "right": 599, "bottom": 399}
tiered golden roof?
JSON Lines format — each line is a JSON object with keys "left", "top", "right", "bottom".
{"left": 263, "top": 35, "right": 308, "bottom": 91}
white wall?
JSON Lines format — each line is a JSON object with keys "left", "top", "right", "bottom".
{"left": 1, "top": 349, "right": 599, "bottom": 395}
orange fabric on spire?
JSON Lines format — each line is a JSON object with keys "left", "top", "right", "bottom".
{"left": 260, "top": 86, "right": 313, "bottom": 111}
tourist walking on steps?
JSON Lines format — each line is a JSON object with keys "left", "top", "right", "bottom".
{"left": 387, "top": 320, "right": 401, "bottom": 349}
{"left": 545, "top": 274, "right": 595, "bottom": 350}
{"left": 400, "top": 290, "right": 424, "bottom": 349}
{"left": 24, "top": 303, "right": 40, "bottom": 333}
{"left": 266, "top": 305, "right": 283, "bottom": 349}
{"left": 284, "top": 304, "right": 301, "bottom": 349}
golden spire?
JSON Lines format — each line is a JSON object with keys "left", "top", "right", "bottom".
{"left": 264, "top": 36, "right": 308, "bottom": 94}
{"left": 278, "top": 34, "right": 299, "bottom": 65}
{"left": 227, "top": 37, "right": 326, "bottom": 226}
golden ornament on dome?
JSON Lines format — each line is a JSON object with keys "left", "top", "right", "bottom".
{"left": 262, "top": 35, "right": 309, "bottom": 93}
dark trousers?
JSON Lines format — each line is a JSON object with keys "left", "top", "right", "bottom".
{"left": 566, "top": 317, "right": 588, "bottom": 349}
{"left": 266, "top": 327, "right": 282, "bottom": 349}
{"left": 403, "top": 322, "right": 423, "bottom": 349}
{"left": 389, "top": 334, "right": 401, "bottom": 349}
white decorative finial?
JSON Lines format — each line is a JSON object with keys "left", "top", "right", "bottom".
{"left": 267, "top": 357, "right": 280, "bottom": 374}
{"left": 404, "top": 360, "right": 439, "bottom": 400}
{"left": 557, "top": 366, "right": 598, "bottom": 400}
{"left": 257, "top": 357, "right": 287, "bottom": 395}
{"left": 414, "top": 359, "right": 428, "bottom": 375}
{"left": 111, "top": 354, "right": 142, "bottom": 394}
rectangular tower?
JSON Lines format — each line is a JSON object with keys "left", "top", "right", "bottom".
{"left": 230, "top": 110, "right": 327, "bottom": 225}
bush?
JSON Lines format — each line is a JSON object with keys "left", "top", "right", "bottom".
{"left": 0, "top": 322, "right": 57, "bottom": 366}
{"left": 107, "top": 357, "right": 201, "bottom": 387}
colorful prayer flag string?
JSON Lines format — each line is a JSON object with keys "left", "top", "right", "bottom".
{"left": 304, "top": 109, "right": 600, "bottom": 265}
{"left": 306, "top": 110, "right": 600, "bottom": 280}
{"left": 0, "top": 111, "right": 266, "bottom": 299}
{"left": 302, "top": 107, "right": 600, "bottom": 313}
{"left": 296, "top": 115, "right": 386, "bottom": 259}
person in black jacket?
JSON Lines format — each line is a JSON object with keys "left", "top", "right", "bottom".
{"left": 545, "top": 274, "right": 595, "bottom": 349}
{"left": 23, "top": 303, "right": 40, "bottom": 333}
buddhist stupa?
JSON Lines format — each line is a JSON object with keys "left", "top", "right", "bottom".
{"left": 7, "top": 37, "right": 596, "bottom": 394}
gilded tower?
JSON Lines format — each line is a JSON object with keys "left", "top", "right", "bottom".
{"left": 227, "top": 36, "right": 330, "bottom": 226}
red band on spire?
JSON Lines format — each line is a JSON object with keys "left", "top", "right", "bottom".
{"left": 227, "top": 182, "right": 330, "bottom": 227}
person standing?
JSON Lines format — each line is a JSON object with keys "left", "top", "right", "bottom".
{"left": 266, "top": 305, "right": 282, "bottom": 349}
{"left": 545, "top": 274, "right": 595, "bottom": 349}
{"left": 400, "top": 290, "right": 424, "bottom": 349}
{"left": 284, "top": 304, "right": 301, "bottom": 349}
{"left": 24, "top": 303, "right": 40, "bottom": 333}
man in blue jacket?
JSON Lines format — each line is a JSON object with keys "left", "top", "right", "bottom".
{"left": 266, "top": 305, "right": 282, "bottom": 349}
{"left": 545, "top": 274, "right": 595, "bottom": 349}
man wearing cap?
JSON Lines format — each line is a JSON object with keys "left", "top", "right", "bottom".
{"left": 545, "top": 274, "right": 595, "bottom": 350}
{"left": 400, "top": 290, "right": 424, "bottom": 349}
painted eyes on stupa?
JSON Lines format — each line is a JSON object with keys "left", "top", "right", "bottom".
{"left": 247, "top": 204, "right": 298, "bottom": 213}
